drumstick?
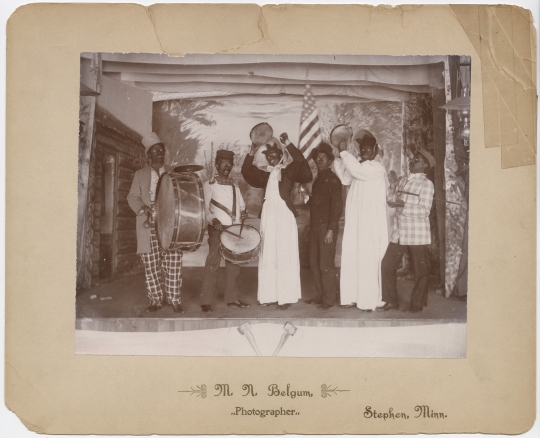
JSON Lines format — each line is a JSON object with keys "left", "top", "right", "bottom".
{"left": 239, "top": 213, "right": 246, "bottom": 237}
{"left": 435, "top": 198, "right": 465, "bottom": 206}
{"left": 397, "top": 191, "right": 464, "bottom": 206}
{"left": 398, "top": 190, "right": 419, "bottom": 197}
{"left": 222, "top": 228, "right": 244, "bottom": 239}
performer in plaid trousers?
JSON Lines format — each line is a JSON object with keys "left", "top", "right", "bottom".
{"left": 127, "top": 132, "right": 184, "bottom": 313}
{"left": 377, "top": 150, "right": 435, "bottom": 313}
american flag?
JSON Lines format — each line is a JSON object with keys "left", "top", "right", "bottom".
{"left": 299, "top": 84, "right": 322, "bottom": 158}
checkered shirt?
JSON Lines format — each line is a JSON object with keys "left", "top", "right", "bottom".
{"left": 390, "top": 173, "right": 434, "bottom": 245}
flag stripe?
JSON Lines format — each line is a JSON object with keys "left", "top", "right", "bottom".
{"left": 300, "top": 110, "right": 318, "bottom": 131}
{"left": 301, "top": 134, "right": 322, "bottom": 155}
{"left": 300, "top": 132, "right": 321, "bottom": 152}
{"left": 300, "top": 137, "right": 316, "bottom": 154}
{"left": 299, "top": 84, "right": 322, "bottom": 158}
{"left": 300, "top": 123, "right": 321, "bottom": 149}
{"left": 299, "top": 117, "right": 319, "bottom": 142}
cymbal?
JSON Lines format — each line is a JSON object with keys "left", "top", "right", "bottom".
{"left": 250, "top": 122, "right": 273, "bottom": 145}
{"left": 173, "top": 165, "right": 204, "bottom": 173}
{"left": 329, "top": 124, "right": 353, "bottom": 149}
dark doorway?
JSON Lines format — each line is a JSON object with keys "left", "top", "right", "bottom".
{"left": 99, "top": 152, "right": 117, "bottom": 279}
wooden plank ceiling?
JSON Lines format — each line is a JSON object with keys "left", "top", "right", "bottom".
{"left": 85, "top": 53, "right": 447, "bottom": 102}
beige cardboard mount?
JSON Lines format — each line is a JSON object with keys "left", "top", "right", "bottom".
{"left": 5, "top": 4, "right": 536, "bottom": 435}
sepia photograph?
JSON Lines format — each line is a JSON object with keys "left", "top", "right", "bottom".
{"left": 5, "top": 2, "right": 537, "bottom": 435}
{"left": 75, "top": 53, "right": 470, "bottom": 357}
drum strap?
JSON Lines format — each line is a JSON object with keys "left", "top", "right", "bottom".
{"left": 210, "top": 183, "right": 237, "bottom": 220}
{"left": 231, "top": 184, "right": 236, "bottom": 217}
{"left": 211, "top": 198, "right": 234, "bottom": 219}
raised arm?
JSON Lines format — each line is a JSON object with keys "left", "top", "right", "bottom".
{"left": 278, "top": 132, "right": 312, "bottom": 184}
{"left": 286, "top": 143, "right": 312, "bottom": 184}
{"left": 340, "top": 151, "right": 386, "bottom": 181}
{"left": 241, "top": 151, "right": 268, "bottom": 189}
{"left": 332, "top": 158, "right": 354, "bottom": 186}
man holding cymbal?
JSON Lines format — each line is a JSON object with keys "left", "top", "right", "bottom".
{"left": 242, "top": 129, "right": 312, "bottom": 310}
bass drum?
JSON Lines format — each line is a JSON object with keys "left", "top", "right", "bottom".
{"left": 219, "top": 224, "right": 261, "bottom": 264}
{"left": 155, "top": 172, "right": 205, "bottom": 252}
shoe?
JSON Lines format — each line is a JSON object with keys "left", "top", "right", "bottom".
{"left": 406, "top": 307, "right": 422, "bottom": 313}
{"left": 340, "top": 303, "right": 356, "bottom": 308}
{"left": 277, "top": 304, "right": 291, "bottom": 310}
{"left": 172, "top": 304, "right": 184, "bottom": 314}
{"left": 201, "top": 305, "right": 212, "bottom": 313}
{"left": 376, "top": 302, "right": 399, "bottom": 311}
{"left": 305, "top": 298, "right": 322, "bottom": 305}
{"left": 227, "top": 300, "right": 250, "bottom": 308}
{"left": 318, "top": 303, "right": 333, "bottom": 310}
{"left": 359, "top": 308, "right": 373, "bottom": 313}
{"left": 259, "top": 302, "right": 277, "bottom": 307}
{"left": 146, "top": 304, "right": 162, "bottom": 312}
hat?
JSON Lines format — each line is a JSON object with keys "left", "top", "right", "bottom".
{"left": 215, "top": 149, "right": 234, "bottom": 161}
{"left": 262, "top": 143, "right": 284, "bottom": 158}
{"left": 417, "top": 149, "right": 436, "bottom": 168}
{"left": 142, "top": 132, "right": 163, "bottom": 153}
{"left": 253, "top": 137, "right": 293, "bottom": 171}
{"left": 310, "top": 142, "right": 335, "bottom": 160}
{"left": 354, "top": 129, "right": 377, "bottom": 148}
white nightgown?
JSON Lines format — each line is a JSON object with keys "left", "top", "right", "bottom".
{"left": 257, "top": 169, "right": 302, "bottom": 305}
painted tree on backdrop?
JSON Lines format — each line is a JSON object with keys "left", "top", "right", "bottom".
{"left": 404, "top": 93, "right": 434, "bottom": 156}
{"left": 152, "top": 100, "right": 224, "bottom": 167}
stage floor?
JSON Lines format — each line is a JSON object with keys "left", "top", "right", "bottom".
{"left": 76, "top": 268, "right": 467, "bottom": 332}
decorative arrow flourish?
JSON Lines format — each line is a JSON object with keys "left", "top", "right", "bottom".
{"left": 321, "top": 384, "right": 350, "bottom": 398}
{"left": 179, "top": 384, "right": 207, "bottom": 398}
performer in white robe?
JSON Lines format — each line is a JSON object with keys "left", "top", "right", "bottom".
{"left": 258, "top": 167, "right": 302, "bottom": 306}
{"left": 333, "top": 129, "right": 388, "bottom": 311}
{"left": 241, "top": 133, "right": 312, "bottom": 309}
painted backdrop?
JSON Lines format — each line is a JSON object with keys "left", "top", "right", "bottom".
{"left": 153, "top": 97, "right": 410, "bottom": 267}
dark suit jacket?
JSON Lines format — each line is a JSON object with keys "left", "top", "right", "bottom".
{"left": 241, "top": 143, "right": 313, "bottom": 217}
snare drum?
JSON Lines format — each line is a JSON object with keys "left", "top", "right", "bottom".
{"left": 155, "top": 171, "right": 205, "bottom": 252}
{"left": 219, "top": 224, "right": 261, "bottom": 264}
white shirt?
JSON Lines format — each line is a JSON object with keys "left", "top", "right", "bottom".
{"left": 149, "top": 166, "right": 165, "bottom": 203}
{"left": 203, "top": 180, "right": 246, "bottom": 226}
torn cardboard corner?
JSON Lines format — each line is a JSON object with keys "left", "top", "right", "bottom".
{"left": 144, "top": 3, "right": 536, "bottom": 170}
{"left": 451, "top": 5, "right": 537, "bottom": 169}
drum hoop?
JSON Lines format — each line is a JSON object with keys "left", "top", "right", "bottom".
{"left": 155, "top": 171, "right": 206, "bottom": 252}
{"left": 219, "top": 240, "right": 261, "bottom": 264}
{"left": 155, "top": 173, "right": 165, "bottom": 249}
{"left": 219, "top": 225, "right": 260, "bottom": 246}
{"left": 219, "top": 224, "right": 262, "bottom": 264}
{"left": 155, "top": 172, "right": 181, "bottom": 251}
{"left": 170, "top": 173, "right": 182, "bottom": 251}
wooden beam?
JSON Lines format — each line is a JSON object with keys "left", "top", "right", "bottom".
{"left": 431, "top": 85, "right": 447, "bottom": 290}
